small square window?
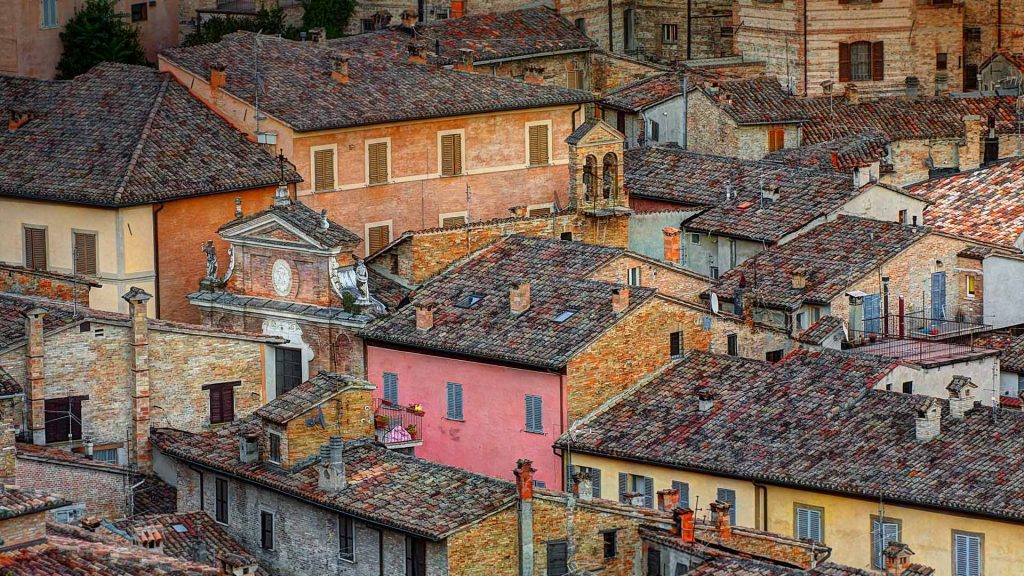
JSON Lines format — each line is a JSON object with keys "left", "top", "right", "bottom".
{"left": 965, "top": 27, "right": 982, "bottom": 42}
{"left": 727, "top": 333, "right": 738, "bottom": 357}
{"left": 669, "top": 331, "right": 684, "bottom": 358}
{"left": 574, "top": 18, "right": 586, "bottom": 33}
{"left": 260, "top": 511, "right": 274, "bottom": 550}
{"left": 902, "top": 381, "right": 914, "bottom": 394}
{"left": 627, "top": 267, "right": 641, "bottom": 286}
{"left": 690, "top": 233, "right": 701, "bottom": 244}
{"left": 936, "top": 52, "right": 948, "bottom": 71}
{"left": 93, "top": 448, "right": 118, "bottom": 464}
{"left": 898, "top": 209, "right": 908, "bottom": 224}
{"left": 131, "top": 2, "right": 147, "bottom": 22}
{"left": 661, "top": 23, "right": 678, "bottom": 44}
{"left": 710, "top": 266, "right": 720, "bottom": 280}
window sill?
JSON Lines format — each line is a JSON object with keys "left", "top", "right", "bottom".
{"left": 444, "top": 417, "right": 465, "bottom": 423}
{"left": 527, "top": 163, "right": 551, "bottom": 168}
{"left": 439, "top": 173, "right": 464, "bottom": 178}
{"left": 339, "top": 555, "right": 356, "bottom": 564}
{"left": 40, "top": 25, "right": 59, "bottom": 30}
{"left": 367, "top": 181, "right": 390, "bottom": 187}
{"left": 525, "top": 429, "right": 545, "bottom": 435}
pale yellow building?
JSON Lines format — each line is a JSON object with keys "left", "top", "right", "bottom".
{"left": 561, "top": 349, "right": 1024, "bottom": 576}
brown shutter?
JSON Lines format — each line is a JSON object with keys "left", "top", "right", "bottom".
{"left": 871, "top": 41, "right": 885, "bottom": 81}
{"left": 529, "top": 207, "right": 552, "bottom": 217}
{"left": 209, "top": 386, "right": 223, "bottom": 424}
{"left": 314, "top": 149, "right": 335, "bottom": 191}
{"left": 24, "top": 228, "right": 47, "bottom": 271}
{"left": 441, "top": 216, "right": 466, "bottom": 228}
{"left": 368, "top": 142, "right": 388, "bottom": 184}
{"left": 838, "top": 43, "right": 851, "bottom": 82}
{"left": 368, "top": 225, "right": 389, "bottom": 254}
{"left": 222, "top": 385, "right": 235, "bottom": 423}
{"left": 528, "top": 125, "right": 549, "bottom": 166}
{"left": 441, "top": 134, "right": 462, "bottom": 176}
{"left": 74, "top": 232, "right": 97, "bottom": 276}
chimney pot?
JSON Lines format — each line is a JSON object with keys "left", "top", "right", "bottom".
{"left": 7, "top": 110, "right": 32, "bottom": 132}
{"left": 946, "top": 376, "right": 977, "bottom": 420}
{"left": 623, "top": 491, "right": 644, "bottom": 507}
{"left": 914, "top": 398, "right": 941, "bottom": 441}
{"left": 455, "top": 47, "right": 475, "bottom": 72}
{"left": 883, "top": 542, "right": 915, "bottom": 576}
{"left": 331, "top": 54, "right": 351, "bottom": 84}
{"left": 317, "top": 436, "right": 346, "bottom": 491}
{"left": 697, "top": 388, "right": 716, "bottom": 413}
{"left": 400, "top": 9, "right": 417, "bottom": 28}
{"left": 709, "top": 500, "right": 732, "bottom": 539}
{"left": 407, "top": 43, "right": 428, "bottom": 65}
{"left": 663, "top": 227, "right": 681, "bottom": 264}
{"left": 611, "top": 287, "right": 629, "bottom": 313}
{"left": 415, "top": 303, "right": 435, "bottom": 331}
{"left": 22, "top": 307, "right": 46, "bottom": 444}
{"left": 657, "top": 488, "right": 679, "bottom": 511}
{"left": 844, "top": 82, "right": 859, "bottom": 105}
{"left": 524, "top": 66, "right": 545, "bottom": 84}
{"left": 239, "top": 432, "right": 260, "bottom": 463}
{"left": 209, "top": 63, "right": 227, "bottom": 93}
{"left": 510, "top": 282, "right": 531, "bottom": 314}
{"left": 514, "top": 459, "right": 536, "bottom": 501}
{"left": 791, "top": 268, "right": 806, "bottom": 290}
{"left": 676, "top": 507, "right": 695, "bottom": 543}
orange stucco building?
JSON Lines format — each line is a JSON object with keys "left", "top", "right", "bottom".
{"left": 159, "top": 32, "right": 595, "bottom": 254}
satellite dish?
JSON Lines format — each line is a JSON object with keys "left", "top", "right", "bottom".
{"left": 709, "top": 292, "right": 720, "bottom": 315}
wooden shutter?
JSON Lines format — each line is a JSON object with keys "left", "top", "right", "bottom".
{"left": 873, "top": 519, "right": 900, "bottom": 568}
{"left": 590, "top": 467, "right": 602, "bottom": 498}
{"left": 74, "top": 232, "right": 97, "bottom": 275}
{"left": 797, "top": 508, "right": 821, "bottom": 541}
{"left": 546, "top": 542, "right": 568, "bottom": 576}
{"left": 618, "top": 472, "right": 628, "bottom": 503}
{"left": 313, "top": 149, "right": 335, "bottom": 191}
{"left": 838, "top": 43, "right": 852, "bottom": 82}
{"left": 525, "top": 395, "right": 542, "bottom": 432}
{"left": 24, "top": 228, "right": 47, "bottom": 270}
{"left": 260, "top": 512, "right": 274, "bottom": 549}
{"left": 209, "top": 383, "right": 235, "bottom": 424}
{"left": 215, "top": 478, "right": 228, "bottom": 523}
{"left": 368, "top": 142, "right": 388, "bottom": 184}
{"left": 447, "top": 382, "right": 463, "bottom": 420}
{"left": 441, "top": 215, "right": 466, "bottom": 228}
{"left": 383, "top": 372, "right": 399, "bottom": 404}
{"left": 672, "top": 481, "right": 689, "bottom": 508}
{"left": 643, "top": 476, "right": 654, "bottom": 508}
{"left": 528, "top": 125, "right": 549, "bottom": 165}
{"left": 871, "top": 41, "right": 885, "bottom": 81}
{"left": 528, "top": 206, "right": 552, "bottom": 217}
{"left": 367, "top": 225, "right": 389, "bottom": 255}
{"left": 441, "top": 134, "right": 462, "bottom": 176}
{"left": 954, "top": 533, "right": 981, "bottom": 576}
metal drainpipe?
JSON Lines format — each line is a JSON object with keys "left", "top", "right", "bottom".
{"left": 152, "top": 202, "right": 164, "bottom": 318}
{"left": 607, "top": 0, "right": 614, "bottom": 51}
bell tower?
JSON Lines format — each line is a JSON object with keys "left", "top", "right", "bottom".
{"left": 565, "top": 118, "right": 631, "bottom": 248}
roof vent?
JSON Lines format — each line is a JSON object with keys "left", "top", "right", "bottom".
{"left": 320, "top": 209, "right": 330, "bottom": 229}
{"left": 946, "top": 375, "right": 977, "bottom": 420}
{"left": 415, "top": 302, "right": 435, "bottom": 331}
{"left": 697, "top": 388, "right": 716, "bottom": 413}
{"left": 791, "top": 268, "right": 806, "bottom": 290}
{"left": 611, "top": 287, "right": 629, "bottom": 313}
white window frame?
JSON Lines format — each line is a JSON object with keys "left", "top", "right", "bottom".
{"left": 309, "top": 143, "right": 338, "bottom": 193}
{"left": 364, "top": 137, "right": 392, "bottom": 185}
{"left": 259, "top": 508, "right": 276, "bottom": 551}
{"left": 524, "top": 120, "right": 553, "bottom": 167}
{"left": 437, "top": 129, "right": 466, "bottom": 177}
{"left": 363, "top": 219, "right": 393, "bottom": 257}
{"left": 627, "top": 266, "right": 641, "bottom": 286}
{"left": 339, "top": 514, "right": 356, "bottom": 562}
{"left": 438, "top": 211, "right": 468, "bottom": 228}
{"left": 795, "top": 504, "right": 824, "bottom": 543}
{"left": 267, "top": 430, "right": 283, "bottom": 464}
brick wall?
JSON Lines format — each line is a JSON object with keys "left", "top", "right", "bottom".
{"left": 591, "top": 52, "right": 666, "bottom": 94}
{"left": 685, "top": 90, "right": 739, "bottom": 156}
{"left": 588, "top": 254, "right": 710, "bottom": 302}
{"left": 282, "top": 386, "right": 374, "bottom": 465}
{"left": 230, "top": 243, "right": 351, "bottom": 308}
{"left": 17, "top": 456, "right": 128, "bottom": 519}
{"left": 530, "top": 494, "right": 646, "bottom": 575}
{"left": 0, "top": 511, "right": 47, "bottom": 549}
{"left": 446, "top": 507, "right": 519, "bottom": 576}
{"left": 0, "top": 266, "right": 92, "bottom": 307}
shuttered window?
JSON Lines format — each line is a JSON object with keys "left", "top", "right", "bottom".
{"left": 260, "top": 511, "right": 274, "bottom": 550}
{"left": 672, "top": 481, "right": 689, "bottom": 509}
{"left": 795, "top": 506, "right": 823, "bottom": 543}
{"left": 440, "top": 133, "right": 463, "bottom": 176}
{"left": 268, "top": 432, "right": 282, "bottom": 463}
{"left": 525, "top": 394, "right": 543, "bottom": 433}
{"left": 206, "top": 382, "right": 236, "bottom": 424}
{"left": 840, "top": 41, "right": 882, "bottom": 82}
{"left": 619, "top": 473, "right": 654, "bottom": 508}
{"left": 24, "top": 227, "right": 47, "bottom": 271}
{"left": 313, "top": 148, "right": 335, "bottom": 191}
{"left": 528, "top": 206, "right": 552, "bottom": 217}
{"left": 717, "top": 488, "right": 737, "bottom": 525}
{"left": 275, "top": 347, "right": 303, "bottom": 397}
{"left": 872, "top": 518, "right": 900, "bottom": 569}
{"left": 41, "top": 0, "right": 58, "bottom": 28}
{"left": 44, "top": 396, "right": 84, "bottom": 443}
{"left": 383, "top": 372, "right": 399, "bottom": 404}
{"left": 954, "top": 532, "right": 982, "bottom": 576}
{"left": 441, "top": 215, "right": 467, "bottom": 228}
{"left": 576, "top": 465, "right": 602, "bottom": 498}
{"left": 768, "top": 126, "right": 785, "bottom": 152}
{"left": 215, "top": 478, "right": 229, "bottom": 524}
{"left": 367, "top": 224, "right": 390, "bottom": 255}
{"left": 446, "top": 382, "right": 464, "bottom": 420}
{"left": 527, "top": 124, "right": 549, "bottom": 166}
{"left": 367, "top": 142, "right": 389, "bottom": 184}
{"left": 546, "top": 541, "right": 569, "bottom": 576}
{"left": 73, "top": 232, "right": 97, "bottom": 276}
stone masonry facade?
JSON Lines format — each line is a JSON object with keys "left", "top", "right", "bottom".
{"left": 16, "top": 455, "right": 128, "bottom": 519}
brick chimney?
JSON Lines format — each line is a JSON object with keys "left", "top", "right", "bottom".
{"left": 7, "top": 110, "right": 31, "bottom": 132}
{"left": 510, "top": 282, "right": 531, "bottom": 314}
{"left": 657, "top": 488, "right": 679, "bottom": 511}
{"left": 611, "top": 287, "right": 629, "bottom": 313}
{"left": 883, "top": 542, "right": 915, "bottom": 576}
{"left": 122, "top": 287, "right": 152, "bottom": 469}
{"left": 676, "top": 507, "right": 696, "bottom": 543}
{"left": 709, "top": 500, "right": 732, "bottom": 540}
{"left": 960, "top": 115, "right": 983, "bottom": 172}
{"left": 946, "top": 376, "right": 977, "bottom": 420}
{"left": 914, "top": 398, "right": 941, "bottom": 441}
{"left": 239, "top": 431, "right": 259, "bottom": 463}
{"left": 415, "top": 302, "right": 435, "bottom": 331}
{"left": 515, "top": 459, "right": 536, "bottom": 576}
{"left": 219, "top": 552, "right": 260, "bottom": 576}
{"left": 331, "top": 54, "right": 351, "bottom": 84}
{"left": 515, "top": 459, "right": 536, "bottom": 501}
{"left": 454, "top": 48, "right": 475, "bottom": 72}
{"left": 407, "top": 43, "right": 428, "bottom": 65}
{"left": 524, "top": 66, "right": 545, "bottom": 84}
{"left": 663, "top": 227, "right": 681, "bottom": 264}
{"left": 844, "top": 83, "right": 859, "bottom": 104}
{"left": 22, "top": 307, "right": 46, "bottom": 445}
{"left": 0, "top": 394, "right": 18, "bottom": 484}
{"left": 317, "top": 436, "right": 346, "bottom": 491}
{"left": 623, "top": 491, "right": 644, "bottom": 507}
{"left": 791, "top": 267, "right": 806, "bottom": 290}
{"left": 209, "top": 63, "right": 227, "bottom": 94}
{"left": 400, "top": 9, "right": 418, "bottom": 28}
{"left": 132, "top": 525, "right": 164, "bottom": 554}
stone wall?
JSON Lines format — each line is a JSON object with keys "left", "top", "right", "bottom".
{"left": 685, "top": 89, "right": 739, "bottom": 156}
{"left": 530, "top": 494, "right": 647, "bottom": 575}
{"left": 446, "top": 507, "right": 519, "bottom": 576}
{"left": 0, "top": 510, "right": 47, "bottom": 548}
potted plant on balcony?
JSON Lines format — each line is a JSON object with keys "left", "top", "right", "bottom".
{"left": 374, "top": 414, "right": 389, "bottom": 429}
{"left": 406, "top": 424, "right": 418, "bottom": 438}
{"left": 407, "top": 404, "right": 424, "bottom": 416}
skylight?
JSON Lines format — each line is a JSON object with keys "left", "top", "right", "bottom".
{"left": 455, "top": 293, "right": 484, "bottom": 308}
{"left": 553, "top": 309, "right": 577, "bottom": 323}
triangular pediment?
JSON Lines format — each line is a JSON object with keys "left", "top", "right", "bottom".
{"left": 567, "top": 119, "right": 624, "bottom": 147}
{"left": 220, "top": 213, "right": 329, "bottom": 252}
{"left": 250, "top": 223, "right": 308, "bottom": 245}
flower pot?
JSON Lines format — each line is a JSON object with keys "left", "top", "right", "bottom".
{"left": 374, "top": 415, "right": 389, "bottom": 429}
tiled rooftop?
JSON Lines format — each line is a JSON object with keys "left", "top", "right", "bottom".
{"left": 111, "top": 511, "right": 266, "bottom": 575}
{"left": 697, "top": 77, "right": 809, "bottom": 125}
{"left": 361, "top": 235, "right": 654, "bottom": 369}
{"left": 152, "top": 421, "right": 517, "bottom": 540}
{"left": 565, "top": 348, "right": 1024, "bottom": 521}
{"left": 16, "top": 442, "right": 125, "bottom": 472}
{"left": 795, "top": 315, "right": 845, "bottom": 345}
{"left": 625, "top": 146, "right": 873, "bottom": 243}
{"left": 331, "top": 7, "right": 595, "bottom": 64}
{"left": 909, "top": 158, "right": 1024, "bottom": 251}
{"left": 0, "top": 535, "right": 220, "bottom": 575}
{"left": 711, "top": 216, "right": 928, "bottom": 310}
{"left": 220, "top": 196, "right": 361, "bottom": 249}
{"left": 763, "top": 129, "right": 893, "bottom": 174}
{"left": 0, "top": 75, "right": 67, "bottom": 116}
{"left": 602, "top": 72, "right": 682, "bottom": 112}
{"left": 1001, "top": 335, "right": 1024, "bottom": 373}
{"left": 256, "top": 372, "right": 368, "bottom": 424}
{"left": 0, "top": 366, "right": 22, "bottom": 397}
{"left": 0, "top": 63, "right": 297, "bottom": 208}
{"left": 0, "top": 487, "right": 70, "bottom": 520}
{"left": 162, "top": 31, "right": 593, "bottom": 132}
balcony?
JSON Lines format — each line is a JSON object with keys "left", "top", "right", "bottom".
{"left": 846, "top": 312, "right": 994, "bottom": 365}
{"left": 373, "top": 399, "right": 423, "bottom": 450}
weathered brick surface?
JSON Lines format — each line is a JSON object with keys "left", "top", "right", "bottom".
{"left": 0, "top": 266, "right": 92, "bottom": 307}
{"left": 446, "top": 507, "right": 519, "bottom": 576}
{"left": 530, "top": 495, "right": 646, "bottom": 575}
{"left": 0, "top": 511, "right": 47, "bottom": 548}
{"left": 280, "top": 387, "right": 374, "bottom": 465}
{"left": 16, "top": 456, "right": 127, "bottom": 519}
{"left": 587, "top": 254, "right": 709, "bottom": 302}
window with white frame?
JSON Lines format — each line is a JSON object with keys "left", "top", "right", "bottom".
{"left": 312, "top": 146, "right": 336, "bottom": 191}
{"left": 795, "top": 505, "right": 823, "bottom": 543}
{"left": 41, "top": 0, "right": 58, "bottom": 28}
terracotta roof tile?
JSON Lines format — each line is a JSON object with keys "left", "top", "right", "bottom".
{"left": 764, "top": 129, "right": 893, "bottom": 174}
{"left": 602, "top": 72, "right": 681, "bottom": 112}
{"left": 256, "top": 372, "right": 368, "bottom": 424}
{"left": 1001, "top": 335, "right": 1024, "bottom": 373}
{"left": 0, "top": 63, "right": 298, "bottom": 207}
{"left": 0, "top": 487, "right": 70, "bottom": 519}
{"left": 162, "top": 31, "right": 593, "bottom": 132}
{"left": 0, "top": 367, "right": 22, "bottom": 397}
{"left": 909, "top": 158, "right": 1024, "bottom": 250}
{"left": 795, "top": 315, "right": 845, "bottom": 345}
{"left": 361, "top": 235, "right": 653, "bottom": 369}
{"left": 0, "top": 535, "right": 220, "bottom": 575}
{"left": 219, "top": 198, "right": 361, "bottom": 248}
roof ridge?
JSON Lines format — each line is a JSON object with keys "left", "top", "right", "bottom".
{"left": 112, "top": 74, "right": 170, "bottom": 205}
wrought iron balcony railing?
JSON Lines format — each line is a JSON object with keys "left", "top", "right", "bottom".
{"left": 373, "top": 398, "right": 423, "bottom": 448}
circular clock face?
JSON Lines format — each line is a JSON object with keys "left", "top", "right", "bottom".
{"left": 272, "top": 259, "right": 292, "bottom": 296}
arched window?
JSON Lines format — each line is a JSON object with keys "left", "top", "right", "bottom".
{"left": 602, "top": 153, "right": 618, "bottom": 200}
{"left": 583, "top": 155, "right": 597, "bottom": 202}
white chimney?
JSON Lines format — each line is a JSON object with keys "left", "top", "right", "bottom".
{"left": 914, "top": 398, "right": 941, "bottom": 441}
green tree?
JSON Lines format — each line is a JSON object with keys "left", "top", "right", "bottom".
{"left": 183, "top": 7, "right": 299, "bottom": 47}
{"left": 57, "top": 0, "right": 147, "bottom": 79}
{"left": 301, "top": 0, "right": 357, "bottom": 39}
